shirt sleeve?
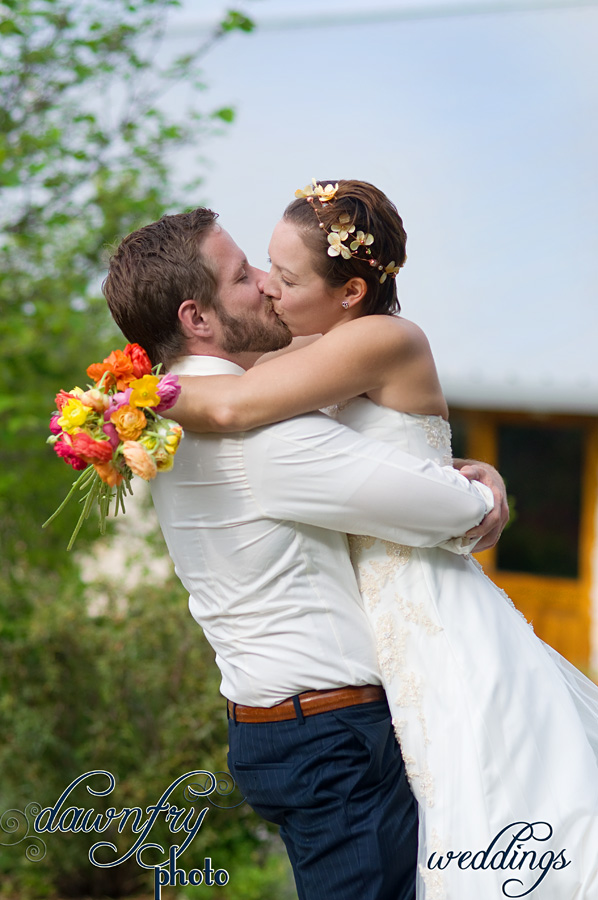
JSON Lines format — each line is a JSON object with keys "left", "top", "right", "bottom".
{"left": 242, "top": 412, "right": 493, "bottom": 548}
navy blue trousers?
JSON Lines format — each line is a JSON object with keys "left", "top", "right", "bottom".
{"left": 228, "top": 698, "right": 417, "bottom": 900}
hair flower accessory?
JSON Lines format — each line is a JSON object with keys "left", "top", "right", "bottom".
{"left": 330, "top": 214, "right": 355, "bottom": 242}
{"left": 350, "top": 231, "right": 374, "bottom": 252}
{"left": 295, "top": 178, "right": 339, "bottom": 203}
{"left": 44, "top": 343, "right": 183, "bottom": 550}
{"left": 327, "top": 232, "right": 353, "bottom": 259}
{"left": 379, "top": 260, "right": 401, "bottom": 283}
{"left": 294, "top": 179, "right": 403, "bottom": 285}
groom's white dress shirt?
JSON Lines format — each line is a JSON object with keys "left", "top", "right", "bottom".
{"left": 151, "top": 355, "right": 493, "bottom": 707}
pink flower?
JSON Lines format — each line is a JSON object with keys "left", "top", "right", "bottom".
{"left": 153, "top": 374, "right": 181, "bottom": 414}
{"left": 102, "top": 422, "right": 120, "bottom": 451}
{"left": 49, "top": 412, "right": 62, "bottom": 436}
{"left": 105, "top": 388, "right": 132, "bottom": 419}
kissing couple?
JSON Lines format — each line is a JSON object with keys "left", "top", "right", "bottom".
{"left": 102, "top": 179, "right": 598, "bottom": 899}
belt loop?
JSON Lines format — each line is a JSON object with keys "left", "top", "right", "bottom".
{"left": 230, "top": 702, "right": 237, "bottom": 725}
{"left": 292, "top": 694, "right": 305, "bottom": 725}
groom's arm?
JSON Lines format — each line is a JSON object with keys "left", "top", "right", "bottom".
{"left": 242, "top": 413, "right": 496, "bottom": 549}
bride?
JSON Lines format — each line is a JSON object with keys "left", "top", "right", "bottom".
{"left": 170, "top": 179, "right": 598, "bottom": 899}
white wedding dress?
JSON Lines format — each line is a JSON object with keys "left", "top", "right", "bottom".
{"left": 330, "top": 398, "right": 598, "bottom": 900}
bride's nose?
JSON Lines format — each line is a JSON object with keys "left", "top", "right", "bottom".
{"left": 262, "top": 268, "right": 280, "bottom": 299}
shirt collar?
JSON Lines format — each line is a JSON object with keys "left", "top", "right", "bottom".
{"left": 169, "top": 355, "right": 245, "bottom": 377}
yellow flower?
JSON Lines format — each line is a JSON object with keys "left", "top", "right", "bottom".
{"left": 327, "top": 233, "right": 352, "bottom": 259}
{"left": 331, "top": 214, "right": 355, "bottom": 242}
{"left": 139, "top": 433, "right": 158, "bottom": 452}
{"left": 379, "top": 260, "right": 401, "bottom": 284}
{"left": 350, "top": 231, "right": 375, "bottom": 252}
{"left": 153, "top": 447, "right": 175, "bottom": 471}
{"left": 129, "top": 374, "right": 160, "bottom": 408}
{"left": 164, "top": 424, "right": 183, "bottom": 454}
{"left": 58, "top": 397, "right": 93, "bottom": 433}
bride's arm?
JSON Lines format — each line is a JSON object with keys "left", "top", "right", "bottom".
{"left": 169, "top": 315, "right": 431, "bottom": 432}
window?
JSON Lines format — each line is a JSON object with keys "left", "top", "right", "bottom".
{"left": 496, "top": 424, "right": 583, "bottom": 578}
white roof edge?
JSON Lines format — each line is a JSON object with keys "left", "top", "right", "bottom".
{"left": 442, "top": 378, "right": 598, "bottom": 416}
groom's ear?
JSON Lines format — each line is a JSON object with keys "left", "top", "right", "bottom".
{"left": 341, "top": 277, "right": 368, "bottom": 308}
{"left": 178, "top": 299, "right": 213, "bottom": 339}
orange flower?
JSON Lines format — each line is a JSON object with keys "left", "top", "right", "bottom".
{"left": 110, "top": 405, "right": 147, "bottom": 441}
{"left": 124, "top": 343, "right": 153, "bottom": 378}
{"left": 103, "top": 350, "right": 135, "bottom": 390}
{"left": 93, "top": 461, "right": 123, "bottom": 487}
{"left": 86, "top": 362, "right": 116, "bottom": 387}
{"left": 122, "top": 441, "right": 158, "bottom": 480}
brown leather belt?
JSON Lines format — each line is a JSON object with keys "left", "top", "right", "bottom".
{"left": 228, "top": 684, "right": 386, "bottom": 723}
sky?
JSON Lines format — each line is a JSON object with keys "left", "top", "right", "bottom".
{"left": 157, "top": 0, "right": 598, "bottom": 410}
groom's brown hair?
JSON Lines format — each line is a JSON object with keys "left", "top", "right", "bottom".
{"left": 103, "top": 207, "right": 219, "bottom": 368}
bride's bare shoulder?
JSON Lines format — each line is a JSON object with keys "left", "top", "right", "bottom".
{"left": 336, "top": 314, "right": 433, "bottom": 356}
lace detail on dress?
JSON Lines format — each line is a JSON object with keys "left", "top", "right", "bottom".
{"left": 417, "top": 416, "right": 453, "bottom": 466}
{"left": 351, "top": 535, "right": 439, "bottom": 810}
{"left": 419, "top": 862, "right": 445, "bottom": 900}
{"left": 347, "top": 534, "right": 377, "bottom": 555}
{"left": 418, "top": 829, "right": 447, "bottom": 899}
{"left": 402, "top": 752, "right": 435, "bottom": 808}
{"left": 374, "top": 612, "right": 407, "bottom": 681}
{"left": 320, "top": 399, "right": 354, "bottom": 419}
{"left": 348, "top": 536, "right": 412, "bottom": 610}
{"left": 395, "top": 593, "right": 443, "bottom": 636}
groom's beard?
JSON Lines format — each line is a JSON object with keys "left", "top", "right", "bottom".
{"left": 217, "top": 303, "right": 292, "bottom": 355}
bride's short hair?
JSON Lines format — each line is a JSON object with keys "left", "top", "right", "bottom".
{"left": 284, "top": 180, "right": 407, "bottom": 317}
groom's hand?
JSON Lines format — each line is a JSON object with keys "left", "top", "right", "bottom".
{"left": 453, "top": 459, "right": 510, "bottom": 552}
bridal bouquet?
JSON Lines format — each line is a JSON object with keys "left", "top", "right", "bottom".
{"left": 44, "top": 343, "right": 183, "bottom": 550}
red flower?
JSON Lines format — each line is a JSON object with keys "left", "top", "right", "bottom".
{"left": 55, "top": 389, "right": 76, "bottom": 411}
{"left": 54, "top": 436, "right": 88, "bottom": 470}
{"left": 124, "top": 343, "right": 153, "bottom": 378}
{"left": 71, "top": 432, "right": 114, "bottom": 464}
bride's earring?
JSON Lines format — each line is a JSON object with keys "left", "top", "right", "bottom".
{"left": 341, "top": 301, "right": 349, "bottom": 309}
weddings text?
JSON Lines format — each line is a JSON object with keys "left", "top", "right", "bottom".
{"left": 426, "top": 821, "right": 571, "bottom": 897}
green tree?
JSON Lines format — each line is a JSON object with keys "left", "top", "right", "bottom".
{"left": 0, "top": 3, "right": 295, "bottom": 897}
{"left": 0, "top": 0, "right": 253, "bottom": 580}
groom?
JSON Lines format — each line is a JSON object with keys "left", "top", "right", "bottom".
{"left": 103, "top": 208, "right": 507, "bottom": 900}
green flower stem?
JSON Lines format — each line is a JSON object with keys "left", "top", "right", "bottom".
{"left": 42, "top": 465, "right": 96, "bottom": 529}
{"left": 98, "top": 483, "right": 113, "bottom": 534}
{"left": 66, "top": 473, "right": 102, "bottom": 551}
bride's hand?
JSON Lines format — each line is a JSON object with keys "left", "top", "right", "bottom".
{"left": 454, "top": 460, "right": 510, "bottom": 552}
